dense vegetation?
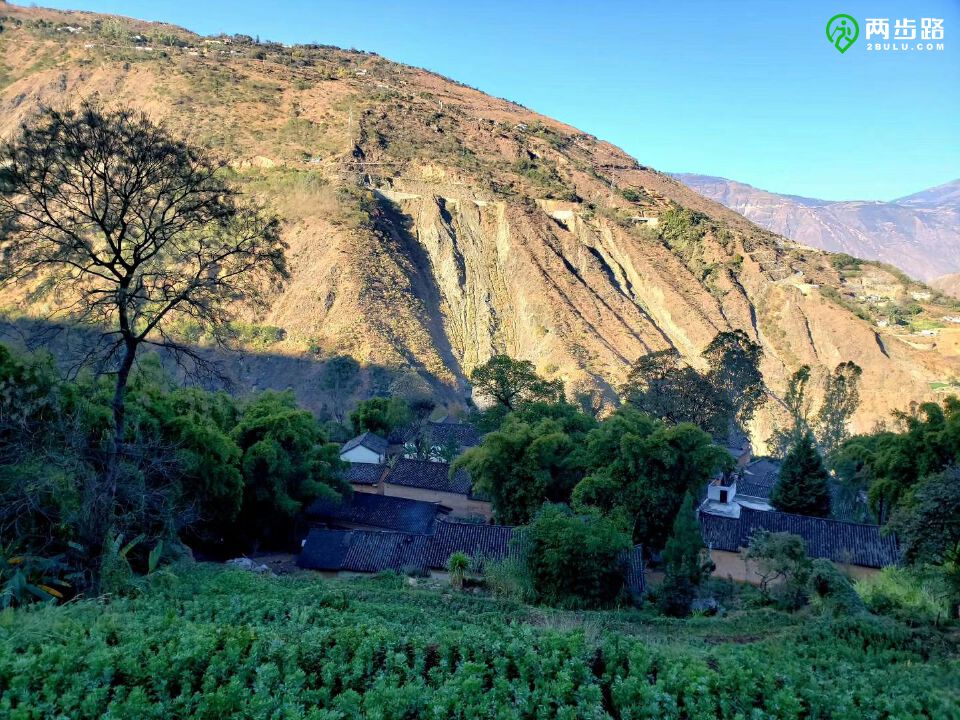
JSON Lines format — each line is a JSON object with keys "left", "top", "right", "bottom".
{"left": 1, "top": 565, "right": 957, "bottom": 719}
{"left": 0, "top": 343, "right": 346, "bottom": 602}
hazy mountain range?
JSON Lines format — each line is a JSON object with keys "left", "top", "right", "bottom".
{"left": 674, "top": 174, "right": 960, "bottom": 286}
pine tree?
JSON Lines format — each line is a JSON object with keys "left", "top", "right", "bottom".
{"left": 658, "top": 493, "right": 713, "bottom": 616}
{"left": 772, "top": 431, "right": 832, "bottom": 517}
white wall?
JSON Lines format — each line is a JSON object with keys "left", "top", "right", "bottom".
{"left": 340, "top": 446, "right": 383, "bottom": 464}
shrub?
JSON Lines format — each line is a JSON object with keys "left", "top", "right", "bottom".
{"left": 524, "top": 504, "right": 631, "bottom": 609}
{"left": 808, "top": 559, "right": 866, "bottom": 617}
{"left": 857, "top": 566, "right": 953, "bottom": 624}
{"left": 744, "top": 530, "right": 812, "bottom": 610}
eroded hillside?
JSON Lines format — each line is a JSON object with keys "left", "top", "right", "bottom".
{"left": 1, "top": 4, "right": 958, "bottom": 446}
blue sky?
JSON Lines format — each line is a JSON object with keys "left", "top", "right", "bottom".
{"left": 33, "top": 0, "right": 960, "bottom": 201}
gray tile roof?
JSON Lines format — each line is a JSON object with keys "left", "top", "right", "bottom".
{"left": 343, "top": 462, "right": 387, "bottom": 485}
{"left": 306, "top": 492, "right": 446, "bottom": 534}
{"left": 298, "top": 519, "right": 518, "bottom": 573}
{"left": 623, "top": 545, "right": 646, "bottom": 597}
{"left": 298, "top": 529, "right": 431, "bottom": 573}
{"left": 699, "top": 507, "right": 900, "bottom": 569}
{"left": 386, "top": 458, "right": 474, "bottom": 495}
{"left": 298, "top": 520, "right": 645, "bottom": 594}
{"left": 390, "top": 421, "right": 482, "bottom": 450}
{"left": 341, "top": 432, "right": 388, "bottom": 455}
{"left": 422, "top": 520, "right": 516, "bottom": 570}
{"left": 424, "top": 422, "right": 482, "bottom": 449}
{"left": 738, "top": 458, "right": 781, "bottom": 499}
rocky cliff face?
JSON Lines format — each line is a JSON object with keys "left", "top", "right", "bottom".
{"left": 1, "top": 5, "right": 958, "bottom": 447}
{"left": 675, "top": 174, "right": 960, "bottom": 283}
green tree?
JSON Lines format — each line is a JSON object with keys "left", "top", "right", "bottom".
{"left": 322, "top": 356, "right": 361, "bottom": 423}
{"left": 816, "top": 361, "right": 863, "bottom": 455}
{"left": 0, "top": 104, "right": 286, "bottom": 584}
{"left": 702, "top": 329, "right": 766, "bottom": 433}
{"left": 453, "top": 403, "right": 596, "bottom": 525}
{"left": 744, "top": 530, "right": 811, "bottom": 609}
{"left": 771, "top": 431, "right": 832, "bottom": 517}
{"left": 889, "top": 465, "right": 960, "bottom": 567}
{"left": 658, "top": 493, "right": 713, "bottom": 617}
{"left": 572, "top": 406, "right": 730, "bottom": 548}
{"left": 350, "top": 397, "right": 412, "bottom": 437}
{"left": 470, "top": 355, "right": 563, "bottom": 413}
{"left": 620, "top": 349, "right": 730, "bottom": 438}
{"left": 769, "top": 365, "right": 813, "bottom": 458}
{"left": 523, "top": 503, "right": 631, "bottom": 609}
{"left": 832, "top": 398, "right": 960, "bottom": 523}
{"left": 232, "top": 391, "right": 348, "bottom": 548}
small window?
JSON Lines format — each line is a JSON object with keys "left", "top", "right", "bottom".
{"left": 719, "top": 490, "right": 728, "bottom": 503}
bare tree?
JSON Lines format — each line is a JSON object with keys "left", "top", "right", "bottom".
{"left": 0, "top": 103, "right": 288, "bottom": 572}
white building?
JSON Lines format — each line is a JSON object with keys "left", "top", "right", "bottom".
{"left": 339, "top": 432, "right": 388, "bottom": 464}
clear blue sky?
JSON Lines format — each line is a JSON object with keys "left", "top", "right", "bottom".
{"left": 32, "top": 0, "right": 960, "bottom": 201}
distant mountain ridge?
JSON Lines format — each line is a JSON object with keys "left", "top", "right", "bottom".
{"left": 674, "top": 174, "right": 960, "bottom": 282}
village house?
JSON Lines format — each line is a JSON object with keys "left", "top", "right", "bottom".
{"left": 336, "top": 456, "right": 493, "bottom": 521}
{"left": 381, "top": 458, "right": 492, "bottom": 520}
{"left": 702, "top": 457, "right": 780, "bottom": 516}
{"left": 298, "top": 518, "right": 646, "bottom": 599}
{"left": 339, "top": 432, "right": 389, "bottom": 464}
{"left": 699, "top": 506, "right": 899, "bottom": 582}
{"left": 389, "top": 420, "right": 483, "bottom": 461}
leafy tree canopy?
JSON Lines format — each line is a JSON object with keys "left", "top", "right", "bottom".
{"left": 572, "top": 406, "right": 730, "bottom": 548}
{"left": 350, "top": 396, "right": 412, "bottom": 438}
{"left": 453, "top": 402, "right": 596, "bottom": 525}
{"left": 470, "top": 355, "right": 564, "bottom": 415}
{"left": 523, "top": 503, "right": 631, "bottom": 609}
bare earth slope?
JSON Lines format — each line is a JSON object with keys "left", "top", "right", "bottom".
{"left": 1, "top": 5, "right": 959, "bottom": 446}
{"left": 931, "top": 273, "right": 960, "bottom": 299}
{"left": 675, "top": 173, "right": 960, "bottom": 283}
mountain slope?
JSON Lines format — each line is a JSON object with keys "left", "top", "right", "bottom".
{"left": 931, "top": 273, "right": 960, "bottom": 299}
{"left": 1, "top": 4, "right": 959, "bottom": 447}
{"left": 674, "top": 174, "right": 960, "bottom": 283}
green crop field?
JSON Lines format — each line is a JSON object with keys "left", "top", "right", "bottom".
{"left": 1, "top": 565, "right": 958, "bottom": 719}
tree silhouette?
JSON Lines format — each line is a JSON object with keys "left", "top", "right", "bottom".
{"left": 0, "top": 104, "right": 287, "bottom": 581}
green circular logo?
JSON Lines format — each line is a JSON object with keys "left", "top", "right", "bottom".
{"left": 826, "top": 14, "right": 860, "bottom": 53}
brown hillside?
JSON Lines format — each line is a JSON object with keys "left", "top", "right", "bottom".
{"left": 1, "top": 4, "right": 958, "bottom": 447}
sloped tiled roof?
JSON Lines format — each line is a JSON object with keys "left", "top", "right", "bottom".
{"left": 341, "top": 432, "right": 388, "bottom": 455}
{"left": 424, "top": 422, "right": 482, "bottom": 449}
{"left": 422, "top": 520, "right": 516, "bottom": 569}
{"left": 306, "top": 492, "right": 446, "bottom": 534}
{"left": 298, "top": 529, "right": 431, "bottom": 573}
{"left": 389, "top": 421, "right": 482, "bottom": 449}
{"left": 699, "top": 507, "right": 900, "bottom": 569}
{"left": 298, "top": 521, "right": 646, "bottom": 594}
{"left": 738, "top": 458, "right": 781, "bottom": 499}
{"left": 299, "top": 519, "right": 518, "bottom": 573}
{"left": 386, "top": 458, "right": 473, "bottom": 495}
{"left": 343, "top": 462, "right": 387, "bottom": 485}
